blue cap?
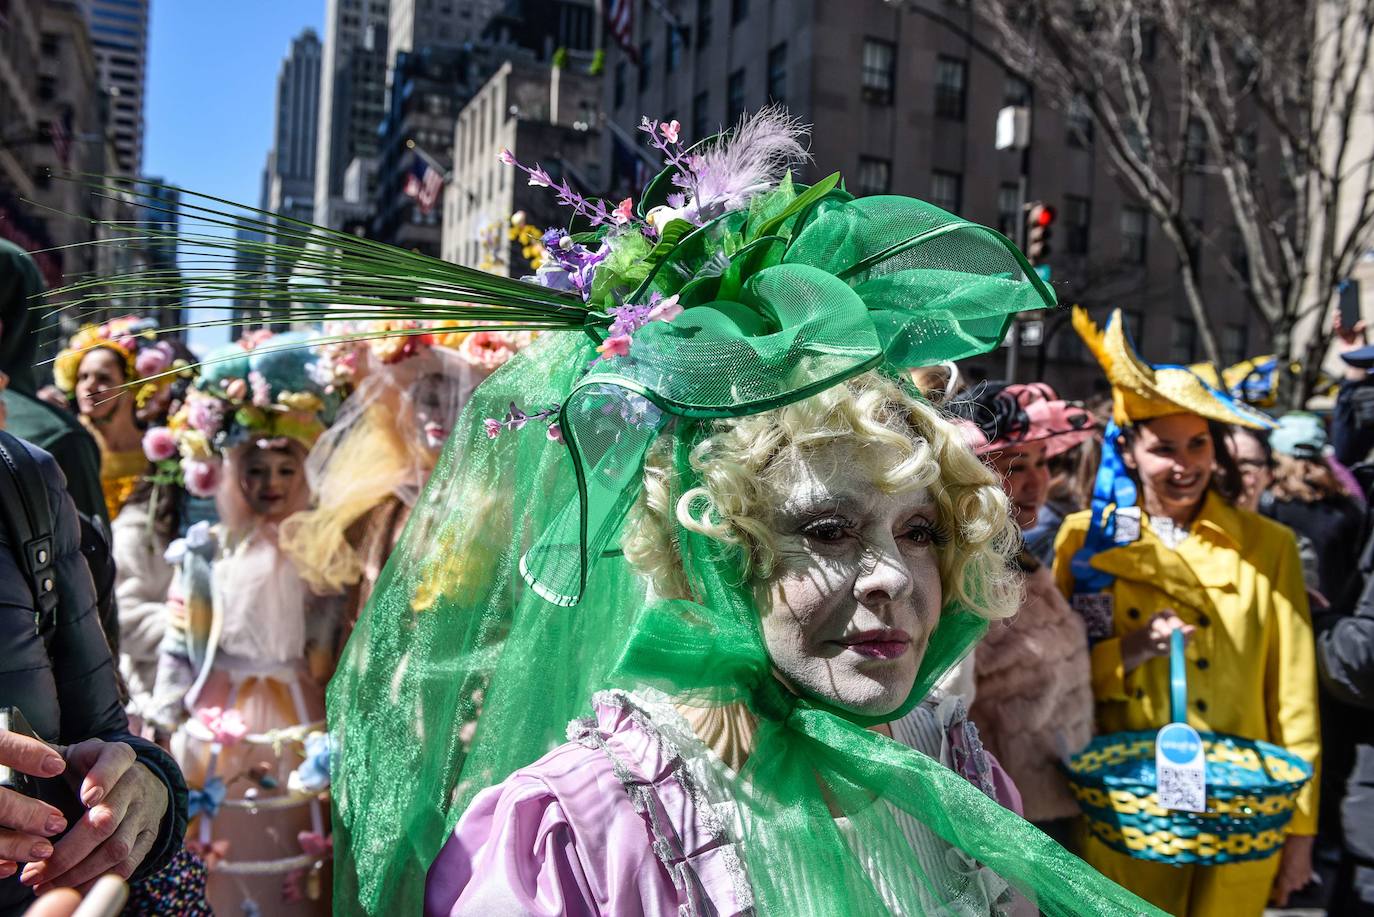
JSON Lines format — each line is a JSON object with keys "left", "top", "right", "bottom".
{"left": 1271, "top": 412, "right": 1327, "bottom": 460}
{"left": 1340, "top": 344, "right": 1374, "bottom": 370}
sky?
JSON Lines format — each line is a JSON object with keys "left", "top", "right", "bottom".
{"left": 143, "top": 1, "right": 324, "bottom": 351}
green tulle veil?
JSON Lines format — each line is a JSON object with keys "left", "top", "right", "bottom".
{"left": 324, "top": 159, "right": 1166, "bottom": 914}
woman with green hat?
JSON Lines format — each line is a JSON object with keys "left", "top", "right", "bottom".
{"left": 48, "top": 109, "right": 1167, "bottom": 917}
{"left": 316, "top": 111, "right": 1162, "bottom": 916}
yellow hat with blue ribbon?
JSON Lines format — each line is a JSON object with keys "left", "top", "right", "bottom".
{"left": 1072, "top": 306, "right": 1273, "bottom": 430}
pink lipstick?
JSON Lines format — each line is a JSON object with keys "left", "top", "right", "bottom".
{"left": 835, "top": 628, "right": 912, "bottom": 660}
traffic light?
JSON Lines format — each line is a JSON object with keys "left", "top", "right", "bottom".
{"left": 1025, "top": 201, "right": 1055, "bottom": 265}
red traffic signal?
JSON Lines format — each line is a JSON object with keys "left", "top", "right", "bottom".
{"left": 1025, "top": 201, "right": 1055, "bottom": 265}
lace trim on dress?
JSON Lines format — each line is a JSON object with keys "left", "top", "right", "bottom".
{"left": 569, "top": 688, "right": 755, "bottom": 916}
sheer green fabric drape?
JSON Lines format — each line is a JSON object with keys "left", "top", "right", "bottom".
{"left": 327, "top": 186, "right": 1162, "bottom": 915}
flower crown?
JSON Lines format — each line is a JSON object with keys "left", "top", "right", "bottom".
{"left": 145, "top": 331, "right": 334, "bottom": 497}
{"left": 54, "top": 315, "right": 189, "bottom": 404}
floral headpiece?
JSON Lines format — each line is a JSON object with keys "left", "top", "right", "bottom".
{"left": 145, "top": 331, "right": 334, "bottom": 497}
{"left": 948, "top": 382, "right": 1096, "bottom": 458}
{"left": 53, "top": 315, "right": 190, "bottom": 405}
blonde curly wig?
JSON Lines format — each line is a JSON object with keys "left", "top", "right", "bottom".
{"left": 624, "top": 369, "right": 1022, "bottom": 621}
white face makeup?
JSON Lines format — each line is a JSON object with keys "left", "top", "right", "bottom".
{"left": 410, "top": 372, "right": 452, "bottom": 453}
{"left": 756, "top": 441, "right": 945, "bottom": 718}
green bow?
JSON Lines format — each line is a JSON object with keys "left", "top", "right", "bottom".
{"left": 525, "top": 179, "right": 1055, "bottom": 606}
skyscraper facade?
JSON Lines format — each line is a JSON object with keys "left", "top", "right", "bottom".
{"left": 82, "top": 0, "right": 148, "bottom": 175}
{"left": 266, "top": 27, "right": 322, "bottom": 225}
{"left": 387, "top": 0, "right": 505, "bottom": 69}
{"left": 313, "top": 0, "right": 391, "bottom": 230}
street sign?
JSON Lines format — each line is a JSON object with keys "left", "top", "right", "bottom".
{"left": 1035, "top": 264, "right": 1052, "bottom": 282}
{"left": 996, "top": 106, "right": 1031, "bottom": 150}
{"left": 1019, "top": 320, "right": 1044, "bottom": 347}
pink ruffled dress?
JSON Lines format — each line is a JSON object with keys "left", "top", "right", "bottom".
{"left": 426, "top": 690, "right": 1022, "bottom": 916}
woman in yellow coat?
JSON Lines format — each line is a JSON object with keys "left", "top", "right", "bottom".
{"left": 1052, "top": 308, "right": 1320, "bottom": 917}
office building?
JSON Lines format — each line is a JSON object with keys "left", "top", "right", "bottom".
{"left": 82, "top": 0, "right": 148, "bottom": 175}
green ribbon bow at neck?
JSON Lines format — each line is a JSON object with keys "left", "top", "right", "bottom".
{"left": 525, "top": 180, "right": 1056, "bottom": 606}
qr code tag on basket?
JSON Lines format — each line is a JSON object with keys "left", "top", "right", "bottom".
{"left": 1156, "top": 722, "right": 1206, "bottom": 812}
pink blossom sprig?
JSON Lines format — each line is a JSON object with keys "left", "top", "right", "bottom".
{"left": 484, "top": 402, "right": 564, "bottom": 443}
{"left": 594, "top": 293, "right": 683, "bottom": 362}
{"left": 638, "top": 117, "right": 702, "bottom": 201}
{"left": 498, "top": 149, "right": 634, "bottom": 231}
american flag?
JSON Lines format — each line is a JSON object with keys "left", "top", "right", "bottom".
{"left": 50, "top": 107, "right": 72, "bottom": 167}
{"left": 606, "top": 0, "right": 637, "bottom": 63}
{"left": 404, "top": 155, "right": 444, "bottom": 215}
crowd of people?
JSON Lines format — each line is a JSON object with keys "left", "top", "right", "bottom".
{"left": 0, "top": 107, "right": 1371, "bottom": 917}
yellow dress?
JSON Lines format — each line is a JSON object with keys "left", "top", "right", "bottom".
{"left": 81, "top": 416, "right": 147, "bottom": 520}
{"left": 1053, "top": 492, "right": 1320, "bottom": 917}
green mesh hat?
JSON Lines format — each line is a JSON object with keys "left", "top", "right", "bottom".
{"left": 45, "top": 110, "right": 1159, "bottom": 917}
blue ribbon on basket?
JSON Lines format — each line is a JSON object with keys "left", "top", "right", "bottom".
{"left": 188, "top": 776, "right": 226, "bottom": 820}
{"left": 1169, "top": 628, "right": 1188, "bottom": 724}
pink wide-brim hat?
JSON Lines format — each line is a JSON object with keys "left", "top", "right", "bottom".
{"left": 973, "top": 382, "right": 1097, "bottom": 457}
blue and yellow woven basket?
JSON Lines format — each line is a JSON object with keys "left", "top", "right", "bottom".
{"left": 1064, "top": 632, "right": 1313, "bottom": 865}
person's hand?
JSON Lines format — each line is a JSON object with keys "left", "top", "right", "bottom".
{"left": 1334, "top": 314, "right": 1370, "bottom": 380}
{"left": 34, "top": 386, "right": 68, "bottom": 411}
{"left": 1270, "top": 833, "right": 1315, "bottom": 906}
{"left": 1121, "top": 609, "right": 1195, "bottom": 673}
{"left": 19, "top": 740, "right": 167, "bottom": 893}
{"left": 0, "top": 728, "right": 68, "bottom": 881}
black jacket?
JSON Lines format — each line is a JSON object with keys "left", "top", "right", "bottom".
{"left": 1318, "top": 564, "right": 1374, "bottom": 873}
{"left": 0, "top": 439, "right": 187, "bottom": 915}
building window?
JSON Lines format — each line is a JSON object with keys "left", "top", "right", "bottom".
{"left": 38, "top": 76, "right": 56, "bottom": 101}
{"left": 1230, "top": 228, "right": 1251, "bottom": 281}
{"left": 1121, "top": 205, "right": 1147, "bottom": 264}
{"left": 1222, "top": 323, "right": 1248, "bottom": 366}
{"left": 861, "top": 39, "right": 896, "bottom": 106}
{"left": 997, "top": 183, "right": 1019, "bottom": 237}
{"left": 1065, "top": 194, "right": 1091, "bottom": 255}
{"left": 731, "top": 0, "right": 748, "bottom": 24}
{"left": 1066, "top": 93, "right": 1093, "bottom": 147}
{"left": 767, "top": 42, "right": 787, "bottom": 105}
{"left": 693, "top": 90, "right": 711, "bottom": 141}
{"left": 40, "top": 33, "right": 59, "bottom": 57}
{"left": 639, "top": 41, "right": 653, "bottom": 92}
{"left": 1184, "top": 117, "right": 1207, "bottom": 167}
{"left": 1139, "top": 21, "right": 1158, "bottom": 61}
{"left": 727, "top": 68, "right": 746, "bottom": 124}
{"left": 1003, "top": 73, "right": 1030, "bottom": 106}
{"left": 697, "top": 0, "right": 712, "bottom": 48}
{"left": 934, "top": 56, "right": 967, "bottom": 121}
{"left": 857, "top": 156, "right": 892, "bottom": 196}
{"left": 1170, "top": 316, "right": 1197, "bottom": 363}
{"left": 1238, "top": 129, "right": 1258, "bottom": 170}
{"left": 612, "top": 58, "right": 626, "bottom": 107}
{"left": 931, "top": 170, "right": 963, "bottom": 214}
{"left": 666, "top": 24, "right": 683, "bottom": 74}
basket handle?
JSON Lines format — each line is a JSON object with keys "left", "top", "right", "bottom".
{"left": 1169, "top": 627, "right": 1188, "bottom": 724}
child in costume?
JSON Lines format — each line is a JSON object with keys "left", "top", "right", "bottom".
{"left": 280, "top": 322, "right": 516, "bottom": 642}
{"left": 149, "top": 331, "right": 339, "bottom": 916}
{"left": 1054, "top": 308, "right": 1320, "bottom": 916}
{"left": 46, "top": 109, "right": 1166, "bottom": 917}
{"left": 948, "top": 382, "right": 1097, "bottom": 847}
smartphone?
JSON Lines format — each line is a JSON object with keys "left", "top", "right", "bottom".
{"left": 1340, "top": 279, "right": 1362, "bottom": 330}
{"left": 0, "top": 707, "right": 42, "bottom": 798}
